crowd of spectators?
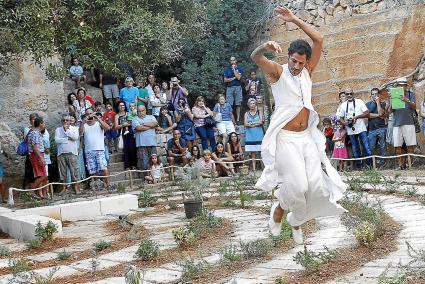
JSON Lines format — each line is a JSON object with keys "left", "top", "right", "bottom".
{"left": 15, "top": 56, "right": 269, "bottom": 199}
{"left": 325, "top": 77, "right": 424, "bottom": 171}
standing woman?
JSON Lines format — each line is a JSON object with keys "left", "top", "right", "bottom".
{"left": 73, "top": 87, "right": 93, "bottom": 125}
{"left": 175, "top": 98, "right": 196, "bottom": 149}
{"left": 119, "top": 77, "right": 138, "bottom": 112}
{"left": 114, "top": 101, "right": 137, "bottom": 170}
{"left": 23, "top": 113, "right": 39, "bottom": 189}
{"left": 244, "top": 98, "right": 264, "bottom": 170}
{"left": 67, "top": 93, "right": 78, "bottom": 116}
{"left": 192, "top": 96, "right": 216, "bottom": 152}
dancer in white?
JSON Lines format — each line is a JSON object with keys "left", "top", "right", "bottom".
{"left": 251, "top": 6, "right": 347, "bottom": 244}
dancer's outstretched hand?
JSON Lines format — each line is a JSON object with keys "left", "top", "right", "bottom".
{"left": 275, "top": 6, "right": 296, "bottom": 22}
{"left": 264, "top": 41, "right": 282, "bottom": 54}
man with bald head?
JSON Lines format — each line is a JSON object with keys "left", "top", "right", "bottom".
{"left": 337, "top": 88, "right": 372, "bottom": 169}
{"left": 132, "top": 105, "right": 159, "bottom": 172}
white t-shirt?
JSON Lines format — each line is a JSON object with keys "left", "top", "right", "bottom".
{"left": 336, "top": 99, "right": 368, "bottom": 135}
{"left": 150, "top": 93, "right": 166, "bottom": 116}
{"left": 83, "top": 122, "right": 105, "bottom": 151}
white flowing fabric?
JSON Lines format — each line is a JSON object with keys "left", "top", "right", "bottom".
{"left": 255, "top": 64, "right": 347, "bottom": 225}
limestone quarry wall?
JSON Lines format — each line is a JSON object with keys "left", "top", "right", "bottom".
{"left": 265, "top": 0, "right": 424, "bottom": 116}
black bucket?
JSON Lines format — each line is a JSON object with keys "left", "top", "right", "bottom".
{"left": 183, "top": 200, "right": 203, "bottom": 219}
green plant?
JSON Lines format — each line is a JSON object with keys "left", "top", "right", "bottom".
{"left": 0, "top": 244, "right": 10, "bottom": 257}
{"left": 363, "top": 168, "right": 383, "bottom": 191}
{"left": 253, "top": 192, "right": 270, "bottom": 200}
{"left": 138, "top": 190, "right": 158, "bottom": 208}
{"left": 218, "top": 180, "right": 232, "bottom": 196}
{"left": 354, "top": 221, "right": 376, "bottom": 247}
{"left": 8, "top": 258, "right": 30, "bottom": 275}
{"left": 35, "top": 221, "right": 58, "bottom": 241}
{"left": 404, "top": 186, "right": 417, "bottom": 197}
{"left": 94, "top": 240, "right": 112, "bottom": 252}
{"left": 275, "top": 276, "right": 288, "bottom": 284}
{"left": 34, "top": 266, "right": 59, "bottom": 284}
{"left": 134, "top": 240, "right": 160, "bottom": 261}
{"left": 239, "top": 192, "right": 254, "bottom": 208}
{"left": 293, "top": 245, "right": 338, "bottom": 273}
{"left": 239, "top": 239, "right": 273, "bottom": 259}
{"left": 271, "top": 218, "right": 292, "bottom": 247}
{"left": 90, "top": 250, "right": 99, "bottom": 274}
{"left": 26, "top": 238, "right": 43, "bottom": 250}
{"left": 125, "top": 265, "right": 145, "bottom": 284}
{"left": 168, "top": 201, "right": 178, "bottom": 210}
{"left": 219, "top": 243, "right": 241, "bottom": 264}
{"left": 383, "top": 173, "right": 402, "bottom": 193}
{"left": 57, "top": 250, "right": 73, "bottom": 260}
{"left": 345, "top": 175, "right": 365, "bottom": 192}
{"left": 116, "top": 184, "right": 126, "bottom": 193}
{"left": 180, "top": 257, "right": 210, "bottom": 281}
{"left": 218, "top": 199, "right": 236, "bottom": 207}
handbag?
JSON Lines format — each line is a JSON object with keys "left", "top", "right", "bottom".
{"left": 118, "top": 135, "right": 124, "bottom": 149}
{"left": 204, "top": 115, "right": 216, "bottom": 128}
{"left": 16, "top": 129, "right": 32, "bottom": 156}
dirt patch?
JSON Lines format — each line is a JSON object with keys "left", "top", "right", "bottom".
{"left": 281, "top": 214, "right": 401, "bottom": 284}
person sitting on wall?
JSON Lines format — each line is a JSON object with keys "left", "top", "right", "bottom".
{"left": 69, "top": 57, "right": 87, "bottom": 88}
{"left": 167, "top": 129, "right": 189, "bottom": 167}
{"left": 145, "top": 154, "right": 168, "bottom": 184}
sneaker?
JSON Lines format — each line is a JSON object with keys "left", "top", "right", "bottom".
{"left": 291, "top": 227, "right": 304, "bottom": 244}
{"left": 269, "top": 203, "right": 282, "bottom": 236}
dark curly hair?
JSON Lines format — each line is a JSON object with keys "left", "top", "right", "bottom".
{"left": 288, "top": 39, "right": 312, "bottom": 60}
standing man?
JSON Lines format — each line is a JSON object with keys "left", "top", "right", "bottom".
{"left": 169, "top": 76, "right": 189, "bottom": 111}
{"left": 337, "top": 88, "right": 372, "bottom": 169}
{"left": 366, "top": 88, "right": 389, "bottom": 168}
{"left": 224, "top": 56, "right": 244, "bottom": 123}
{"left": 132, "top": 105, "right": 159, "bottom": 173}
{"left": 99, "top": 72, "right": 119, "bottom": 107}
{"left": 389, "top": 77, "right": 417, "bottom": 170}
{"left": 55, "top": 114, "right": 80, "bottom": 194}
{"left": 251, "top": 6, "right": 346, "bottom": 244}
{"left": 80, "top": 109, "right": 111, "bottom": 186}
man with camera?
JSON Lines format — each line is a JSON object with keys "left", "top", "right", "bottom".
{"left": 169, "top": 77, "right": 189, "bottom": 111}
{"left": 366, "top": 88, "right": 389, "bottom": 168}
{"left": 337, "top": 88, "right": 372, "bottom": 169}
{"left": 224, "top": 56, "right": 244, "bottom": 123}
{"left": 79, "top": 109, "right": 111, "bottom": 186}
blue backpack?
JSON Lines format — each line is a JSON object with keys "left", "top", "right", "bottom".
{"left": 16, "top": 130, "right": 32, "bottom": 156}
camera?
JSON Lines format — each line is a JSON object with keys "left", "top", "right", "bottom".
{"left": 346, "top": 118, "right": 355, "bottom": 131}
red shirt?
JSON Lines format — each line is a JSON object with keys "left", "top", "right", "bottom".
{"left": 102, "top": 111, "right": 116, "bottom": 129}
{"left": 324, "top": 127, "right": 333, "bottom": 138}
{"left": 85, "top": 95, "right": 95, "bottom": 105}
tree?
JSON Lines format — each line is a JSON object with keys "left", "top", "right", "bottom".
{"left": 0, "top": 0, "right": 208, "bottom": 78}
{"left": 174, "top": 0, "right": 270, "bottom": 100}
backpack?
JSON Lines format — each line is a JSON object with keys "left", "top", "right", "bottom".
{"left": 16, "top": 129, "right": 32, "bottom": 156}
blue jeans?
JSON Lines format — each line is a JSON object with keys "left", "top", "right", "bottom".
{"left": 196, "top": 126, "right": 216, "bottom": 152}
{"left": 349, "top": 131, "right": 372, "bottom": 169}
{"left": 368, "top": 128, "right": 386, "bottom": 166}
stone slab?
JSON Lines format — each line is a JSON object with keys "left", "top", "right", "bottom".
{"left": 1, "top": 214, "right": 62, "bottom": 241}
{"left": 98, "top": 194, "right": 138, "bottom": 215}
{"left": 59, "top": 200, "right": 102, "bottom": 221}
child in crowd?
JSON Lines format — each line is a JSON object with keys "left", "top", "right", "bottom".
{"left": 145, "top": 154, "right": 168, "bottom": 184}
{"left": 246, "top": 84, "right": 257, "bottom": 100}
{"left": 124, "top": 102, "right": 137, "bottom": 135}
{"left": 94, "top": 101, "right": 103, "bottom": 118}
{"left": 332, "top": 121, "right": 348, "bottom": 172}
{"left": 102, "top": 102, "right": 119, "bottom": 153}
{"left": 200, "top": 150, "right": 216, "bottom": 177}
{"left": 322, "top": 117, "right": 334, "bottom": 157}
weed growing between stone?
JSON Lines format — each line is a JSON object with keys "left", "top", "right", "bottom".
{"left": 172, "top": 208, "right": 222, "bottom": 246}
{"left": 26, "top": 239, "right": 42, "bottom": 250}
{"left": 8, "top": 258, "right": 30, "bottom": 275}
{"left": 179, "top": 257, "right": 210, "bottom": 282}
{"left": 340, "top": 193, "right": 385, "bottom": 246}
{"left": 134, "top": 240, "right": 160, "bottom": 261}
{"left": 219, "top": 243, "right": 242, "bottom": 264}
{"left": 90, "top": 251, "right": 100, "bottom": 274}
{"left": 125, "top": 265, "right": 145, "bottom": 284}
{"left": 33, "top": 266, "right": 59, "bottom": 284}
{"left": 93, "top": 240, "right": 112, "bottom": 252}
{"left": 168, "top": 201, "right": 178, "bottom": 210}
{"left": 57, "top": 249, "right": 72, "bottom": 260}
{"left": 0, "top": 244, "right": 10, "bottom": 257}
{"left": 275, "top": 276, "right": 288, "bottom": 284}
{"left": 404, "top": 186, "right": 418, "bottom": 197}
{"left": 138, "top": 189, "right": 158, "bottom": 208}
{"left": 239, "top": 239, "right": 274, "bottom": 258}
{"left": 26, "top": 221, "right": 59, "bottom": 250}
{"left": 293, "top": 245, "right": 339, "bottom": 273}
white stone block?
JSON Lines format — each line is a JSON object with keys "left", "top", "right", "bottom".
{"left": 0, "top": 214, "right": 14, "bottom": 234}
{"left": 59, "top": 200, "right": 101, "bottom": 221}
{"left": 20, "top": 205, "right": 62, "bottom": 220}
{"left": 98, "top": 194, "right": 138, "bottom": 216}
{"left": 7, "top": 215, "right": 62, "bottom": 241}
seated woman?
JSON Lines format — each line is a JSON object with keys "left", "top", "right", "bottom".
{"left": 157, "top": 106, "right": 177, "bottom": 134}
{"left": 145, "top": 154, "right": 168, "bottom": 184}
{"left": 199, "top": 150, "right": 216, "bottom": 178}
{"left": 188, "top": 145, "right": 201, "bottom": 166}
{"left": 226, "top": 132, "right": 244, "bottom": 172}
{"left": 211, "top": 142, "right": 234, "bottom": 176}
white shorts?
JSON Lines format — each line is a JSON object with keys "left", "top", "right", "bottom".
{"left": 216, "top": 120, "right": 235, "bottom": 135}
{"left": 393, "top": 125, "right": 416, "bottom": 147}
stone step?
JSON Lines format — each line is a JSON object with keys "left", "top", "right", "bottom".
{"left": 109, "top": 153, "right": 124, "bottom": 163}
{"left": 108, "top": 161, "right": 125, "bottom": 173}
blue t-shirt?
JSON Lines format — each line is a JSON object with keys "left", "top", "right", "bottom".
{"left": 224, "top": 65, "right": 243, "bottom": 87}
{"left": 167, "top": 138, "right": 187, "bottom": 154}
{"left": 213, "top": 103, "right": 233, "bottom": 121}
{"left": 120, "top": 86, "right": 139, "bottom": 111}
{"left": 132, "top": 115, "right": 157, "bottom": 147}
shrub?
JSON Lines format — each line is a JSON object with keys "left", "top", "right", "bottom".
{"left": 94, "top": 240, "right": 112, "bottom": 252}
{"left": 34, "top": 266, "right": 59, "bottom": 284}
{"left": 354, "top": 221, "right": 376, "bottom": 247}
{"left": 26, "top": 238, "right": 43, "bottom": 250}
{"left": 134, "top": 240, "right": 160, "bottom": 261}
{"left": 293, "top": 245, "right": 338, "bottom": 273}
{"left": 239, "top": 239, "right": 273, "bottom": 259}
{"left": 180, "top": 257, "right": 210, "bottom": 281}
{"left": 125, "top": 265, "right": 145, "bottom": 284}
{"left": 275, "top": 277, "right": 288, "bottom": 284}
{"left": 0, "top": 244, "right": 10, "bottom": 257}
{"left": 219, "top": 243, "right": 241, "bottom": 264}
{"left": 35, "top": 221, "right": 58, "bottom": 241}
{"left": 218, "top": 199, "right": 236, "bottom": 207}
{"left": 168, "top": 202, "right": 178, "bottom": 210}
{"left": 8, "top": 258, "right": 30, "bottom": 275}
{"left": 57, "top": 250, "right": 73, "bottom": 260}
{"left": 404, "top": 186, "right": 417, "bottom": 197}
{"left": 138, "top": 190, "right": 158, "bottom": 208}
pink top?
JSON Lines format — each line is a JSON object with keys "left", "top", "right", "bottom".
{"left": 200, "top": 159, "right": 215, "bottom": 172}
{"left": 192, "top": 106, "right": 212, "bottom": 127}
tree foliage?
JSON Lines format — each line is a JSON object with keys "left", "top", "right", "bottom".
{"left": 0, "top": 0, "right": 208, "bottom": 76}
{"left": 174, "top": 0, "right": 270, "bottom": 99}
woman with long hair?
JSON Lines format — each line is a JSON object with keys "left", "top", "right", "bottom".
{"left": 212, "top": 142, "right": 234, "bottom": 176}
{"left": 192, "top": 96, "right": 216, "bottom": 151}
{"left": 226, "top": 132, "right": 244, "bottom": 172}
{"left": 175, "top": 98, "right": 196, "bottom": 149}
{"left": 114, "top": 101, "right": 137, "bottom": 169}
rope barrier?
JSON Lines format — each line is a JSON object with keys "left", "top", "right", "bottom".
{"left": 7, "top": 158, "right": 264, "bottom": 207}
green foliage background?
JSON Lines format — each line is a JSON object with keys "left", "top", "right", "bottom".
{"left": 0, "top": 0, "right": 270, "bottom": 100}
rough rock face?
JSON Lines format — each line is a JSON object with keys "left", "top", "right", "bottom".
{"left": 0, "top": 60, "right": 103, "bottom": 182}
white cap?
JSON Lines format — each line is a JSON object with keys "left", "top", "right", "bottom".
{"left": 395, "top": 77, "right": 407, "bottom": 85}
